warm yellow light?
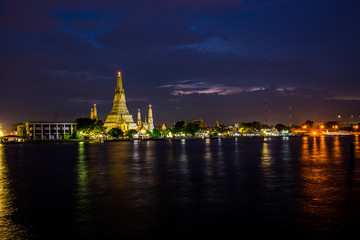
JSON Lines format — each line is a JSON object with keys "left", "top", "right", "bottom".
{"left": 354, "top": 125, "right": 359, "bottom": 129}
{"left": 313, "top": 131, "right": 317, "bottom": 135}
{"left": 320, "top": 125, "right": 324, "bottom": 129}
{"left": 302, "top": 125, "right": 307, "bottom": 129}
{"left": 338, "top": 115, "right": 341, "bottom": 118}
{"left": 0, "top": 130, "right": 3, "bottom": 137}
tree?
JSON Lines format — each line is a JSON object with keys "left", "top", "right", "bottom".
{"left": 303, "top": 120, "right": 314, "bottom": 128}
{"left": 92, "top": 121, "right": 106, "bottom": 137}
{"left": 251, "top": 121, "right": 263, "bottom": 130}
{"left": 185, "top": 122, "right": 200, "bottom": 136}
{"left": 172, "top": 121, "right": 186, "bottom": 134}
{"left": 76, "top": 118, "right": 97, "bottom": 135}
{"left": 325, "top": 121, "right": 338, "bottom": 129}
{"left": 125, "top": 129, "right": 138, "bottom": 137}
{"left": 214, "top": 125, "right": 225, "bottom": 133}
{"left": 108, "top": 128, "right": 123, "bottom": 138}
{"left": 240, "top": 121, "right": 263, "bottom": 131}
{"left": 152, "top": 128, "right": 161, "bottom": 137}
{"left": 76, "top": 118, "right": 106, "bottom": 138}
{"left": 275, "top": 124, "right": 287, "bottom": 132}
{"left": 161, "top": 128, "right": 171, "bottom": 136}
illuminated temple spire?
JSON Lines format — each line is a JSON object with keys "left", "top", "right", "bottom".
{"left": 90, "top": 104, "right": 98, "bottom": 121}
{"left": 148, "top": 105, "right": 154, "bottom": 132}
{"left": 93, "top": 104, "right": 98, "bottom": 121}
{"left": 117, "top": 71, "right": 123, "bottom": 90}
{"left": 137, "top": 109, "right": 141, "bottom": 127}
{"left": 104, "top": 71, "right": 136, "bottom": 132}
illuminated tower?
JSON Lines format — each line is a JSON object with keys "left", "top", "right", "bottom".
{"left": 93, "top": 104, "right": 98, "bottom": 121}
{"left": 137, "top": 109, "right": 141, "bottom": 127}
{"left": 104, "top": 71, "right": 136, "bottom": 131}
{"left": 148, "top": 105, "right": 154, "bottom": 132}
{"left": 143, "top": 115, "right": 148, "bottom": 130}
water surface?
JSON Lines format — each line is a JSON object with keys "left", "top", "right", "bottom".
{"left": 1, "top": 136, "right": 360, "bottom": 239}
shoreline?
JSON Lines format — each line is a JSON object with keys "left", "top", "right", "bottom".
{"left": 1, "top": 134, "right": 357, "bottom": 144}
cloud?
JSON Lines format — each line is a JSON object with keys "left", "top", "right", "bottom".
{"left": 328, "top": 96, "right": 360, "bottom": 101}
{"left": 159, "top": 80, "right": 267, "bottom": 96}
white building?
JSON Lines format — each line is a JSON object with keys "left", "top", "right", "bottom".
{"left": 25, "top": 121, "right": 77, "bottom": 140}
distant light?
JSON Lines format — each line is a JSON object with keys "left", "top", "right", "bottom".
{"left": 337, "top": 115, "right": 341, "bottom": 118}
{"left": 313, "top": 131, "right": 317, "bottom": 135}
{"left": 320, "top": 125, "right": 324, "bottom": 129}
{"left": 118, "top": 71, "right": 121, "bottom": 75}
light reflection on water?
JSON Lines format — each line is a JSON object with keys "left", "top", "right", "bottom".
{"left": 179, "top": 139, "right": 189, "bottom": 181}
{"left": 204, "top": 138, "right": 212, "bottom": 177}
{"left": 296, "top": 136, "right": 359, "bottom": 238}
{"left": 261, "top": 140, "right": 271, "bottom": 167}
{"left": 76, "top": 142, "right": 92, "bottom": 223}
{"left": 1, "top": 136, "right": 360, "bottom": 239}
{"left": 0, "top": 145, "right": 28, "bottom": 239}
{"left": 333, "top": 136, "right": 341, "bottom": 160}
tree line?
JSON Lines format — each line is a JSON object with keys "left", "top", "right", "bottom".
{"left": 75, "top": 118, "right": 288, "bottom": 139}
{"left": 75, "top": 117, "right": 358, "bottom": 139}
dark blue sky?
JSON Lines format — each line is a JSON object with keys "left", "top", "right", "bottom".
{"left": 1, "top": 0, "right": 360, "bottom": 130}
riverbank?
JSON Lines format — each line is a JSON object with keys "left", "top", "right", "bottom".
{"left": 2, "top": 133, "right": 358, "bottom": 144}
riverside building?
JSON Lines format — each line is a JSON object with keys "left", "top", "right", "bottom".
{"left": 25, "top": 121, "right": 77, "bottom": 140}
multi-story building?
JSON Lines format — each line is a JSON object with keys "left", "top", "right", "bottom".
{"left": 25, "top": 121, "right": 77, "bottom": 140}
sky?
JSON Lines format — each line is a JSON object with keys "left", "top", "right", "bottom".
{"left": 1, "top": 0, "right": 360, "bottom": 130}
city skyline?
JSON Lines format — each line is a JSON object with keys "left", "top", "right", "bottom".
{"left": 1, "top": 0, "right": 360, "bottom": 130}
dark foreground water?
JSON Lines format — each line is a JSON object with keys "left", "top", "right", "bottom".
{"left": 1, "top": 136, "right": 360, "bottom": 239}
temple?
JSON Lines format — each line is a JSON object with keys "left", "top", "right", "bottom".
{"left": 148, "top": 105, "right": 154, "bottom": 131}
{"left": 136, "top": 105, "right": 154, "bottom": 132}
{"left": 90, "top": 104, "right": 98, "bottom": 121}
{"left": 104, "top": 71, "right": 137, "bottom": 132}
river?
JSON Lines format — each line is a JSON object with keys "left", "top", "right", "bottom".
{"left": 0, "top": 136, "right": 359, "bottom": 239}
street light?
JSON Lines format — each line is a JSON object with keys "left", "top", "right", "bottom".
{"left": 353, "top": 125, "right": 359, "bottom": 132}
